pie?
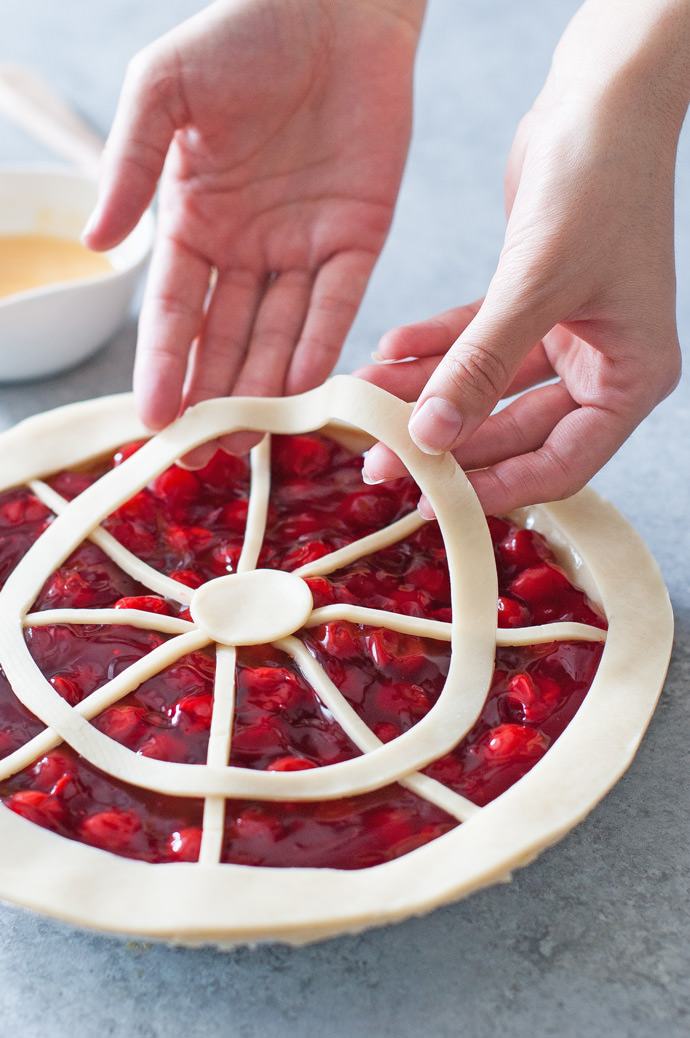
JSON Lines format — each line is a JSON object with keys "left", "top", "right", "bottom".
{"left": 0, "top": 376, "right": 673, "bottom": 946}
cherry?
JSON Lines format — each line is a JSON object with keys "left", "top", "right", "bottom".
{"left": 49, "top": 674, "right": 83, "bottom": 706}
{"left": 265, "top": 756, "right": 318, "bottom": 771}
{"left": 168, "top": 827, "right": 203, "bottom": 862}
{"left": 112, "top": 440, "right": 147, "bottom": 466}
{"left": 80, "top": 808, "right": 143, "bottom": 854}
{"left": 497, "top": 595, "right": 531, "bottom": 628}
{"left": 96, "top": 705, "right": 148, "bottom": 746}
{"left": 29, "top": 750, "right": 76, "bottom": 793}
{"left": 510, "top": 562, "right": 572, "bottom": 604}
{"left": 114, "top": 595, "right": 171, "bottom": 615}
{"left": 137, "top": 731, "right": 190, "bottom": 763}
{"left": 171, "top": 693, "right": 214, "bottom": 732}
{"left": 5, "top": 789, "right": 64, "bottom": 828}
{"left": 150, "top": 466, "right": 200, "bottom": 517}
{"left": 272, "top": 435, "right": 332, "bottom": 479}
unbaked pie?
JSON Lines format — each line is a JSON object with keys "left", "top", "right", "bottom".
{"left": 0, "top": 376, "right": 673, "bottom": 945}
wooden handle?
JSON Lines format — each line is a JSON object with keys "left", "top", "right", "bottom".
{"left": 0, "top": 63, "right": 103, "bottom": 173}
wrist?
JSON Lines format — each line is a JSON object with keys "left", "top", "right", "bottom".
{"left": 543, "top": 0, "right": 690, "bottom": 135}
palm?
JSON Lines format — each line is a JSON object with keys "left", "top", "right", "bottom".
{"left": 86, "top": 0, "right": 422, "bottom": 431}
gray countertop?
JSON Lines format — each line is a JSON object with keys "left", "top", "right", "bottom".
{"left": 1, "top": 2, "right": 689, "bottom": 1035}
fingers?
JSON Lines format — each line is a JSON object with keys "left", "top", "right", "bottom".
{"left": 133, "top": 235, "right": 216, "bottom": 430}
{"left": 375, "top": 301, "right": 483, "bottom": 361}
{"left": 354, "top": 356, "right": 440, "bottom": 402}
{"left": 361, "top": 382, "right": 576, "bottom": 491}
{"left": 452, "top": 381, "right": 577, "bottom": 471}
{"left": 406, "top": 296, "right": 554, "bottom": 455}
{"left": 285, "top": 250, "right": 379, "bottom": 395}
{"left": 82, "top": 43, "right": 183, "bottom": 251}
{"left": 466, "top": 403, "right": 633, "bottom": 514}
{"left": 363, "top": 389, "right": 629, "bottom": 518}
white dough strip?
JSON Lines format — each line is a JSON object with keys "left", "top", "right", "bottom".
{"left": 29, "top": 479, "right": 195, "bottom": 605}
{"left": 237, "top": 436, "right": 271, "bottom": 574}
{"left": 200, "top": 644, "right": 238, "bottom": 865}
{"left": 306, "top": 604, "right": 606, "bottom": 647}
{"left": 292, "top": 511, "right": 426, "bottom": 579}
{"left": 23, "top": 608, "right": 195, "bottom": 636}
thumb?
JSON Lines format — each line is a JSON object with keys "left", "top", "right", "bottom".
{"left": 407, "top": 287, "right": 556, "bottom": 455}
{"left": 82, "top": 43, "right": 182, "bottom": 250}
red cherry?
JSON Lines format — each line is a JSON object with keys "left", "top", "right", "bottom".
{"left": 339, "top": 489, "right": 398, "bottom": 531}
{"left": 80, "top": 808, "right": 143, "bottom": 854}
{"left": 112, "top": 489, "right": 157, "bottom": 525}
{"left": 5, "top": 789, "right": 64, "bottom": 828}
{"left": 0, "top": 494, "right": 51, "bottom": 527}
{"left": 509, "top": 562, "right": 572, "bottom": 604}
{"left": 164, "top": 523, "right": 214, "bottom": 557}
{"left": 265, "top": 756, "right": 318, "bottom": 771}
{"left": 114, "top": 595, "right": 171, "bottom": 615}
{"left": 29, "top": 750, "right": 76, "bottom": 793}
{"left": 480, "top": 723, "right": 550, "bottom": 762}
{"left": 168, "top": 827, "right": 203, "bottom": 862}
{"left": 375, "top": 682, "right": 431, "bottom": 723}
{"left": 304, "top": 575, "right": 339, "bottom": 607}
{"left": 168, "top": 569, "right": 205, "bottom": 590}
{"left": 373, "top": 721, "right": 402, "bottom": 743}
{"left": 216, "top": 498, "right": 249, "bottom": 531}
{"left": 313, "top": 622, "right": 361, "bottom": 659}
{"left": 41, "top": 570, "right": 96, "bottom": 608}
{"left": 96, "top": 704, "right": 147, "bottom": 745}
{"left": 497, "top": 595, "right": 531, "bottom": 628}
{"left": 210, "top": 541, "right": 242, "bottom": 575}
{"left": 137, "top": 731, "right": 188, "bottom": 762}
{"left": 281, "top": 540, "right": 331, "bottom": 569}
{"left": 196, "top": 449, "right": 249, "bottom": 489}
{"left": 171, "top": 692, "right": 214, "bottom": 732}
{"left": 486, "top": 515, "right": 511, "bottom": 545}
{"left": 503, "top": 672, "right": 562, "bottom": 724}
{"left": 49, "top": 674, "right": 83, "bottom": 706}
{"left": 272, "top": 435, "right": 331, "bottom": 478}
{"left": 243, "top": 667, "right": 304, "bottom": 712}
{"left": 405, "top": 561, "right": 451, "bottom": 599}
{"left": 150, "top": 466, "right": 200, "bottom": 514}
{"left": 498, "top": 528, "right": 547, "bottom": 571}
{"left": 104, "top": 519, "right": 158, "bottom": 557}
{"left": 232, "top": 805, "right": 284, "bottom": 843}
{"left": 365, "top": 629, "right": 426, "bottom": 674}
{"left": 112, "top": 440, "right": 147, "bottom": 466}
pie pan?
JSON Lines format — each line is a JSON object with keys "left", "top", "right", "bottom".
{"left": 0, "top": 376, "right": 673, "bottom": 945}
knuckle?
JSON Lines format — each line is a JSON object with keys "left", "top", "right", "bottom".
{"left": 443, "top": 343, "right": 511, "bottom": 405}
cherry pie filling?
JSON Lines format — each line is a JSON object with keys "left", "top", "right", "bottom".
{"left": 0, "top": 432, "right": 606, "bottom": 870}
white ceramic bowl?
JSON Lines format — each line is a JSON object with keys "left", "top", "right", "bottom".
{"left": 0, "top": 165, "right": 153, "bottom": 381}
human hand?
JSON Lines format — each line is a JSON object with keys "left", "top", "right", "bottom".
{"left": 83, "top": 0, "right": 425, "bottom": 454}
{"left": 359, "top": 0, "right": 688, "bottom": 515}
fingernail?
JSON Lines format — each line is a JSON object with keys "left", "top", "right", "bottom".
{"left": 81, "top": 205, "right": 100, "bottom": 244}
{"left": 409, "top": 396, "right": 462, "bottom": 454}
{"left": 362, "top": 467, "right": 385, "bottom": 486}
{"left": 417, "top": 495, "right": 436, "bottom": 521}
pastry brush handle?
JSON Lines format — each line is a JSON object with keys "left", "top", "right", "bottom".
{"left": 0, "top": 63, "right": 103, "bottom": 174}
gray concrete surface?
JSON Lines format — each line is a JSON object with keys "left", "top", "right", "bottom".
{"left": 1, "top": 2, "right": 688, "bottom": 1035}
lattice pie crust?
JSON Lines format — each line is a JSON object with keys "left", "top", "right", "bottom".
{"left": 0, "top": 376, "right": 673, "bottom": 945}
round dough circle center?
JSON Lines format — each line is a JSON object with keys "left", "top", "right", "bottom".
{"left": 190, "top": 569, "right": 314, "bottom": 646}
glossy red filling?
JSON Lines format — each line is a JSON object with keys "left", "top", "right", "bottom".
{"left": 0, "top": 433, "right": 605, "bottom": 869}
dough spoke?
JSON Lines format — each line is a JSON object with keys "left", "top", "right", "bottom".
{"left": 237, "top": 436, "right": 271, "bottom": 574}
{"left": 29, "top": 480, "right": 194, "bottom": 605}
{"left": 292, "top": 511, "right": 426, "bottom": 579}
{"left": 200, "top": 645, "right": 238, "bottom": 865}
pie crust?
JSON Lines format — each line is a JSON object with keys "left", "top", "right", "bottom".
{"left": 0, "top": 376, "right": 673, "bottom": 946}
